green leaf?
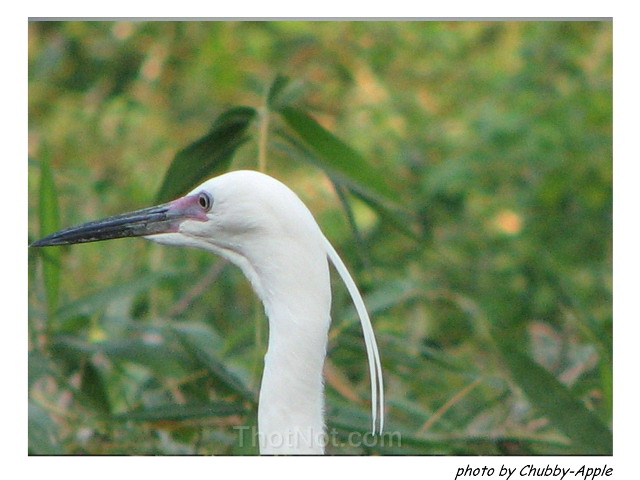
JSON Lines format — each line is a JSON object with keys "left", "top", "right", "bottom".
{"left": 499, "top": 343, "right": 612, "bottom": 454}
{"left": 38, "top": 156, "right": 60, "bottom": 318}
{"left": 267, "top": 74, "right": 290, "bottom": 108}
{"left": 279, "top": 106, "right": 396, "bottom": 202}
{"left": 80, "top": 362, "right": 111, "bottom": 414}
{"left": 155, "top": 106, "right": 257, "bottom": 203}
{"left": 276, "top": 129, "right": 420, "bottom": 240}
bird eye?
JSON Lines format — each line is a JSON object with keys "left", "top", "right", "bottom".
{"left": 198, "top": 192, "right": 213, "bottom": 211}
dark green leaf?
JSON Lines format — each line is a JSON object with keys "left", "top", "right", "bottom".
{"left": 156, "top": 106, "right": 257, "bottom": 203}
{"left": 499, "top": 343, "right": 612, "bottom": 454}
{"left": 80, "top": 362, "right": 111, "bottom": 414}
{"left": 111, "top": 402, "right": 246, "bottom": 422}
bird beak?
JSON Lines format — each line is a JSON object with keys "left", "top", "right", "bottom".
{"left": 30, "top": 194, "right": 209, "bottom": 248}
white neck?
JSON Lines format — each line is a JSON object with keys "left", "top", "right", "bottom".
{"left": 242, "top": 241, "right": 332, "bottom": 454}
{"left": 258, "top": 306, "right": 329, "bottom": 454}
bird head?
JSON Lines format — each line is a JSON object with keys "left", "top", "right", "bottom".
{"left": 32, "top": 171, "right": 321, "bottom": 248}
{"left": 152, "top": 170, "right": 325, "bottom": 256}
{"left": 30, "top": 170, "right": 329, "bottom": 295}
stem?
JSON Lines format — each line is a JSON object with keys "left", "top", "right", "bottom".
{"left": 418, "top": 376, "right": 483, "bottom": 433}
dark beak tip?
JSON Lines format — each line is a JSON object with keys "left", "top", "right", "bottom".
{"left": 30, "top": 239, "right": 53, "bottom": 248}
{"left": 30, "top": 238, "right": 55, "bottom": 248}
{"left": 29, "top": 238, "right": 45, "bottom": 248}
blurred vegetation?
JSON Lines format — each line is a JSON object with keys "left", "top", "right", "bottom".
{"left": 28, "top": 20, "right": 612, "bottom": 455}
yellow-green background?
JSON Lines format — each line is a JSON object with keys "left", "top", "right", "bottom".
{"left": 28, "top": 21, "right": 612, "bottom": 454}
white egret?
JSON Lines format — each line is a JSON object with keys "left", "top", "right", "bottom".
{"left": 31, "top": 170, "right": 384, "bottom": 455}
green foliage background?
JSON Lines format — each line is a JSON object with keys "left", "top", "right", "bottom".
{"left": 28, "top": 21, "right": 612, "bottom": 455}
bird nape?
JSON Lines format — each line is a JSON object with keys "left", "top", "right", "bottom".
{"left": 31, "top": 170, "right": 384, "bottom": 455}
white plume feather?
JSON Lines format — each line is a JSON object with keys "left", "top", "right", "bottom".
{"left": 323, "top": 236, "right": 384, "bottom": 434}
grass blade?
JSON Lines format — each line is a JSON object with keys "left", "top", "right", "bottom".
{"left": 499, "top": 343, "right": 612, "bottom": 454}
{"left": 171, "top": 323, "right": 256, "bottom": 403}
{"left": 55, "top": 271, "right": 178, "bottom": 321}
{"left": 38, "top": 157, "right": 60, "bottom": 319}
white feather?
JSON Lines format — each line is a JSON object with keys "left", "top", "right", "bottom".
{"left": 323, "top": 237, "right": 385, "bottom": 434}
